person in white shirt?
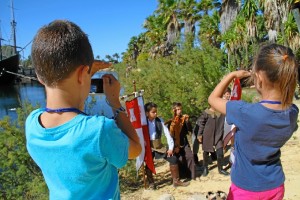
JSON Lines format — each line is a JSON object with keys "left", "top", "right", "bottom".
{"left": 144, "top": 102, "right": 189, "bottom": 189}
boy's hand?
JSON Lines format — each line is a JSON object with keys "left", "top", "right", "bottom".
{"left": 166, "top": 149, "right": 173, "bottom": 157}
{"left": 197, "top": 135, "right": 203, "bottom": 144}
{"left": 102, "top": 74, "right": 121, "bottom": 107}
{"left": 183, "top": 114, "right": 189, "bottom": 121}
{"left": 174, "top": 147, "right": 180, "bottom": 154}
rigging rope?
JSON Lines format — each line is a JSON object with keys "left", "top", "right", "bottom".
{"left": 0, "top": 68, "right": 38, "bottom": 81}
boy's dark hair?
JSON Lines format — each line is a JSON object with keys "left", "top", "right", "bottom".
{"left": 223, "top": 87, "right": 231, "bottom": 94}
{"left": 172, "top": 102, "right": 182, "bottom": 109}
{"left": 31, "top": 20, "right": 94, "bottom": 86}
{"left": 144, "top": 102, "right": 157, "bottom": 112}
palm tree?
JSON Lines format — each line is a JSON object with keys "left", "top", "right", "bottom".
{"left": 292, "top": 0, "right": 300, "bottom": 32}
{"left": 178, "top": 0, "right": 201, "bottom": 46}
{"left": 156, "top": 0, "right": 181, "bottom": 54}
{"left": 259, "top": 0, "right": 293, "bottom": 43}
{"left": 112, "top": 53, "right": 120, "bottom": 63}
{"left": 105, "top": 55, "right": 113, "bottom": 62}
{"left": 220, "top": 0, "right": 240, "bottom": 34}
{"left": 242, "top": 0, "right": 259, "bottom": 41}
{"left": 199, "top": 10, "right": 221, "bottom": 48}
{"left": 278, "top": 12, "right": 300, "bottom": 52}
{"left": 143, "top": 14, "right": 167, "bottom": 58}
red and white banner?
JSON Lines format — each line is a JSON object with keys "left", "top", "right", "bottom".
{"left": 223, "top": 78, "right": 242, "bottom": 144}
{"left": 125, "top": 96, "right": 156, "bottom": 174}
{"left": 230, "top": 78, "right": 242, "bottom": 101}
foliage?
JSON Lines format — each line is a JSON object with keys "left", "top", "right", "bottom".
{"left": 115, "top": 38, "right": 226, "bottom": 120}
{"left": 119, "top": 160, "right": 142, "bottom": 193}
{"left": 0, "top": 102, "right": 47, "bottom": 199}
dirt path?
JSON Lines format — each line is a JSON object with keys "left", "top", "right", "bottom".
{"left": 121, "top": 101, "right": 300, "bottom": 200}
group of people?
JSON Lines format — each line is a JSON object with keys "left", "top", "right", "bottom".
{"left": 25, "top": 19, "right": 299, "bottom": 200}
{"left": 142, "top": 95, "right": 233, "bottom": 190}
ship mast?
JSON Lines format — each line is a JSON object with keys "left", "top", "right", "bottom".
{"left": 0, "top": 21, "right": 2, "bottom": 60}
{"left": 10, "top": 0, "right": 17, "bottom": 55}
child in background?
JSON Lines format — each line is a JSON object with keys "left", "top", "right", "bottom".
{"left": 25, "top": 20, "right": 141, "bottom": 200}
{"left": 195, "top": 106, "right": 229, "bottom": 176}
{"left": 144, "top": 102, "right": 189, "bottom": 189}
{"left": 208, "top": 43, "right": 299, "bottom": 200}
{"left": 165, "top": 102, "right": 196, "bottom": 180}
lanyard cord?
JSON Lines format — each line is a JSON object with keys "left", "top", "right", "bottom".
{"left": 43, "top": 107, "right": 88, "bottom": 115}
{"left": 259, "top": 100, "right": 281, "bottom": 104}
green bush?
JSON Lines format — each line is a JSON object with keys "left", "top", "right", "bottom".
{"left": 0, "top": 103, "right": 48, "bottom": 199}
{"left": 115, "top": 39, "right": 227, "bottom": 120}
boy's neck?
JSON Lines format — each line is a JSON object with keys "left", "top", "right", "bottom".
{"left": 45, "top": 86, "right": 82, "bottom": 110}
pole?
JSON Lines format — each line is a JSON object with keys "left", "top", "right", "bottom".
{"left": 132, "top": 80, "right": 147, "bottom": 189}
{"left": 133, "top": 80, "right": 136, "bottom": 92}
{"left": 10, "top": 0, "right": 17, "bottom": 55}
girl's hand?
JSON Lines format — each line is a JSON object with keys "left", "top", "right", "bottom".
{"left": 233, "top": 70, "right": 251, "bottom": 79}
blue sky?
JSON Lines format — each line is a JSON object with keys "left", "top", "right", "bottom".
{"left": 0, "top": 0, "right": 158, "bottom": 60}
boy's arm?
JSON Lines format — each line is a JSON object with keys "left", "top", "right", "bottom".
{"left": 161, "top": 121, "right": 174, "bottom": 152}
{"left": 103, "top": 74, "right": 141, "bottom": 159}
{"left": 113, "top": 108, "right": 142, "bottom": 159}
{"left": 197, "top": 112, "right": 208, "bottom": 143}
{"left": 183, "top": 115, "right": 193, "bottom": 132}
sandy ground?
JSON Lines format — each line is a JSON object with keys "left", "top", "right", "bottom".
{"left": 121, "top": 100, "right": 300, "bottom": 200}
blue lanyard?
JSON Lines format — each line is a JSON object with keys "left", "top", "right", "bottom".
{"left": 43, "top": 107, "right": 87, "bottom": 115}
{"left": 259, "top": 100, "right": 282, "bottom": 104}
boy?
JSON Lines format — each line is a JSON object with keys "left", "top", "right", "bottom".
{"left": 144, "top": 102, "right": 189, "bottom": 189}
{"left": 25, "top": 20, "right": 141, "bottom": 200}
{"left": 195, "top": 106, "right": 229, "bottom": 176}
{"left": 165, "top": 102, "right": 196, "bottom": 180}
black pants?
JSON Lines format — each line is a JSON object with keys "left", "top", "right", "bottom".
{"left": 147, "top": 146, "right": 195, "bottom": 179}
{"left": 172, "top": 145, "right": 196, "bottom": 179}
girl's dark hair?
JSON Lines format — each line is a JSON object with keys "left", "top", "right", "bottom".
{"left": 31, "top": 20, "right": 94, "bottom": 86}
{"left": 144, "top": 102, "right": 157, "bottom": 112}
{"left": 252, "top": 43, "right": 298, "bottom": 107}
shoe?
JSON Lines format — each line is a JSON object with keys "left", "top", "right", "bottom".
{"left": 170, "top": 164, "right": 190, "bottom": 187}
{"left": 148, "top": 183, "right": 157, "bottom": 190}
{"left": 202, "top": 166, "right": 208, "bottom": 177}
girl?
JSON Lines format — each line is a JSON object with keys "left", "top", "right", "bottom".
{"left": 208, "top": 43, "right": 299, "bottom": 200}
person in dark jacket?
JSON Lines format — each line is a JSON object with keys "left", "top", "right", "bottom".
{"left": 195, "top": 106, "right": 229, "bottom": 176}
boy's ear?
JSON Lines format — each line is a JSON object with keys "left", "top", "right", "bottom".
{"left": 78, "top": 65, "right": 89, "bottom": 84}
{"left": 37, "top": 76, "right": 45, "bottom": 86}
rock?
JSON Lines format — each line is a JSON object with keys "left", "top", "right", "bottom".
{"left": 158, "top": 194, "right": 175, "bottom": 200}
{"left": 186, "top": 194, "right": 207, "bottom": 200}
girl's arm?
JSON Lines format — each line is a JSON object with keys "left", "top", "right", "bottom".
{"left": 208, "top": 70, "right": 251, "bottom": 115}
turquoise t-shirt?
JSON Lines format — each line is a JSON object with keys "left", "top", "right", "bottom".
{"left": 25, "top": 109, "right": 129, "bottom": 200}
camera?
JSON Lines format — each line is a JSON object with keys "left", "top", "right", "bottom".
{"left": 90, "top": 78, "right": 104, "bottom": 93}
{"left": 89, "top": 71, "right": 118, "bottom": 94}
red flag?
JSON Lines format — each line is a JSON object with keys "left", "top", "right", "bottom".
{"left": 223, "top": 78, "right": 241, "bottom": 147}
{"left": 125, "top": 97, "right": 156, "bottom": 174}
{"left": 230, "top": 78, "right": 242, "bottom": 100}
